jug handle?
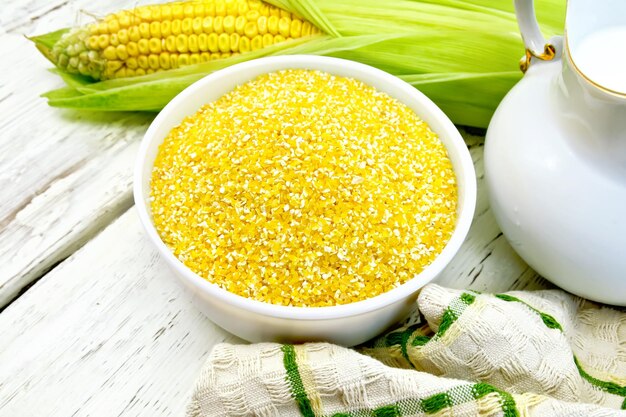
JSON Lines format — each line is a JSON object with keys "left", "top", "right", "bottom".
{"left": 514, "top": 0, "right": 556, "bottom": 72}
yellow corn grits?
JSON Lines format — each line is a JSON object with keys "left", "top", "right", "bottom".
{"left": 151, "top": 69, "right": 457, "bottom": 307}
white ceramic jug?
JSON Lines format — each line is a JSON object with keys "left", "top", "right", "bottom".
{"left": 485, "top": 0, "right": 626, "bottom": 305}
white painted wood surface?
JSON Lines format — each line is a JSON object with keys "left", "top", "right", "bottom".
{"left": 0, "top": 1, "right": 549, "bottom": 415}
{"left": 0, "top": 210, "right": 241, "bottom": 417}
{"left": 0, "top": 0, "right": 158, "bottom": 307}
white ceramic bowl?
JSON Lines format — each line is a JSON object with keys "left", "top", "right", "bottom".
{"left": 134, "top": 55, "right": 476, "bottom": 346}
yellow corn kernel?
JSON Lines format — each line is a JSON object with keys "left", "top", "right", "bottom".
{"left": 116, "top": 44, "right": 129, "bottom": 60}
{"left": 148, "top": 54, "right": 160, "bottom": 69}
{"left": 210, "top": 52, "right": 221, "bottom": 60}
{"left": 215, "top": 1, "right": 226, "bottom": 16}
{"left": 243, "top": 22, "right": 258, "bottom": 38}
{"left": 107, "top": 19, "right": 120, "bottom": 34}
{"left": 149, "top": 38, "right": 162, "bottom": 53}
{"left": 126, "top": 57, "right": 138, "bottom": 69}
{"left": 190, "top": 53, "right": 201, "bottom": 64}
{"left": 257, "top": 16, "right": 267, "bottom": 35}
{"left": 246, "top": 10, "right": 260, "bottom": 21}
{"left": 138, "top": 38, "right": 150, "bottom": 54}
{"left": 149, "top": 21, "right": 161, "bottom": 38}
{"left": 138, "top": 55, "right": 149, "bottom": 69}
{"left": 126, "top": 67, "right": 136, "bottom": 77}
{"left": 274, "top": 34, "right": 285, "bottom": 44}
{"left": 280, "top": 10, "right": 290, "bottom": 19}
{"left": 135, "top": 68, "right": 146, "bottom": 76}
{"left": 268, "top": 16, "right": 279, "bottom": 35}
{"left": 110, "top": 34, "right": 120, "bottom": 47}
{"left": 97, "top": 21, "right": 108, "bottom": 34}
{"left": 151, "top": 6, "right": 161, "bottom": 21}
{"left": 223, "top": 15, "right": 235, "bottom": 34}
{"left": 208, "top": 33, "right": 219, "bottom": 52}
{"left": 230, "top": 33, "right": 240, "bottom": 51}
{"left": 278, "top": 17, "right": 291, "bottom": 38}
{"left": 290, "top": 19, "right": 302, "bottom": 38}
{"left": 97, "top": 34, "right": 109, "bottom": 49}
{"left": 235, "top": 16, "right": 246, "bottom": 35}
{"left": 269, "top": 7, "right": 280, "bottom": 17}
{"left": 139, "top": 22, "right": 151, "bottom": 38}
{"left": 161, "top": 5, "right": 172, "bottom": 21}
{"left": 127, "top": 41, "right": 139, "bottom": 56}
{"left": 262, "top": 33, "right": 273, "bottom": 47}
{"left": 178, "top": 53, "right": 190, "bottom": 66}
{"left": 249, "top": 0, "right": 262, "bottom": 10}
{"left": 147, "top": 68, "right": 155, "bottom": 74}
{"left": 225, "top": 1, "right": 237, "bottom": 15}
{"left": 237, "top": 1, "right": 249, "bottom": 14}
{"left": 200, "top": 52, "right": 210, "bottom": 62}
{"left": 161, "top": 21, "right": 171, "bottom": 37}
{"left": 204, "top": 2, "right": 216, "bottom": 16}
{"left": 192, "top": 17, "right": 203, "bottom": 34}
{"left": 221, "top": 52, "right": 231, "bottom": 58}
{"left": 106, "top": 60, "right": 123, "bottom": 72}
{"left": 159, "top": 52, "right": 171, "bottom": 69}
{"left": 171, "top": 19, "right": 182, "bottom": 35}
{"left": 259, "top": 4, "right": 270, "bottom": 16}
{"left": 138, "top": 7, "right": 152, "bottom": 21}
{"left": 302, "top": 21, "right": 311, "bottom": 37}
{"left": 129, "top": 26, "right": 141, "bottom": 42}
{"left": 217, "top": 33, "right": 230, "bottom": 52}
{"left": 103, "top": 45, "right": 117, "bottom": 60}
{"left": 239, "top": 36, "right": 250, "bottom": 53}
{"left": 202, "top": 16, "right": 214, "bottom": 33}
{"left": 169, "top": 53, "right": 179, "bottom": 68}
{"left": 118, "top": 12, "right": 131, "bottom": 28}
{"left": 114, "top": 67, "right": 126, "bottom": 78}
{"left": 176, "top": 34, "right": 188, "bottom": 53}
{"left": 88, "top": 36, "right": 99, "bottom": 50}
{"left": 117, "top": 29, "right": 129, "bottom": 44}
{"left": 183, "top": 3, "right": 195, "bottom": 18}
{"left": 181, "top": 18, "right": 193, "bottom": 35}
{"left": 172, "top": 4, "right": 184, "bottom": 19}
{"left": 88, "top": 24, "right": 99, "bottom": 35}
{"left": 198, "top": 33, "right": 208, "bottom": 51}
{"left": 188, "top": 34, "right": 199, "bottom": 53}
{"left": 165, "top": 35, "right": 176, "bottom": 52}
{"left": 194, "top": 3, "right": 205, "bottom": 17}
{"left": 251, "top": 35, "right": 263, "bottom": 50}
{"left": 214, "top": 16, "right": 224, "bottom": 33}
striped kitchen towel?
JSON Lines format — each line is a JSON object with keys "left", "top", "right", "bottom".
{"left": 187, "top": 284, "right": 626, "bottom": 417}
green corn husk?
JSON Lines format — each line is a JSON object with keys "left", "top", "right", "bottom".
{"left": 32, "top": 0, "right": 565, "bottom": 128}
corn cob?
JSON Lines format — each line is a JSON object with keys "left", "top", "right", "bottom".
{"left": 43, "top": 0, "right": 321, "bottom": 80}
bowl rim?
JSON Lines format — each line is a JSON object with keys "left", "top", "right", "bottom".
{"left": 134, "top": 55, "right": 476, "bottom": 320}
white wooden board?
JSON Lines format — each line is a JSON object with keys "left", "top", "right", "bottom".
{"left": 0, "top": 0, "right": 158, "bottom": 307}
{"left": 0, "top": 209, "right": 241, "bottom": 417}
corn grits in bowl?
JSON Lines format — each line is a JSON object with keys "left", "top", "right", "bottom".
{"left": 135, "top": 55, "right": 476, "bottom": 345}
